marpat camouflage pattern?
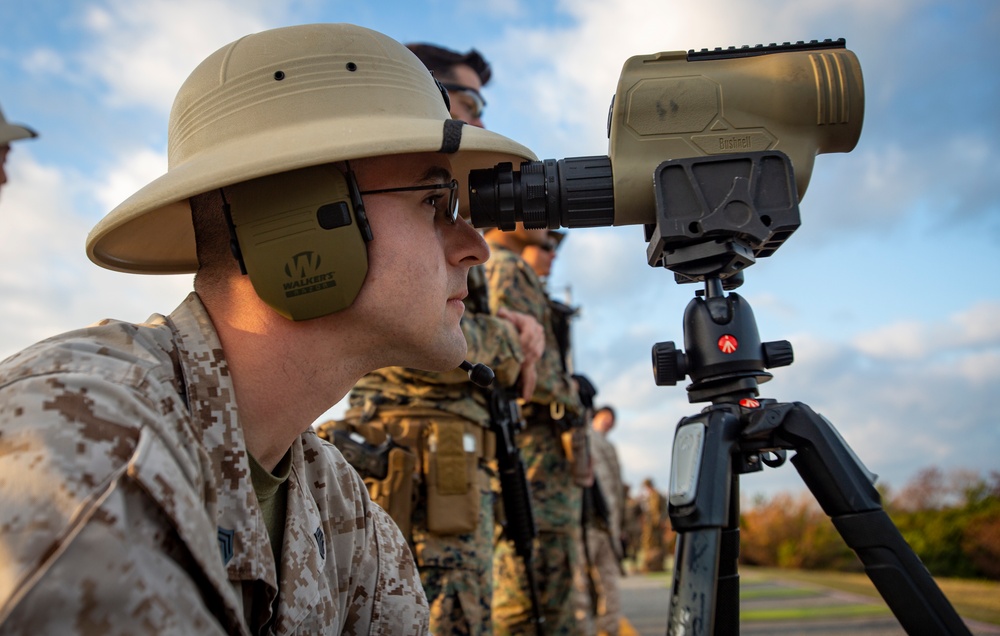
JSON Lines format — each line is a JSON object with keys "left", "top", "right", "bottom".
{"left": 0, "top": 293, "right": 428, "bottom": 635}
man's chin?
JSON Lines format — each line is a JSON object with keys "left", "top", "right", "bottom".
{"left": 407, "top": 335, "right": 467, "bottom": 374}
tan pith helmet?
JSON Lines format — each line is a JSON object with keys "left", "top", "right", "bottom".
{"left": 0, "top": 104, "right": 38, "bottom": 146}
{"left": 86, "top": 23, "right": 537, "bottom": 274}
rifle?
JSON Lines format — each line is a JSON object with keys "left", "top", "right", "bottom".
{"left": 464, "top": 265, "right": 545, "bottom": 633}
{"left": 327, "top": 427, "right": 417, "bottom": 538}
{"left": 489, "top": 386, "right": 546, "bottom": 636}
{"left": 329, "top": 429, "right": 403, "bottom": 481}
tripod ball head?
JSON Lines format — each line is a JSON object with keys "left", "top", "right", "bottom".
{"left": 656, "top": 280, "right": 795, "bottom": 404}
{"left": 652, "top": 341, "right": 687, "bottom": 387}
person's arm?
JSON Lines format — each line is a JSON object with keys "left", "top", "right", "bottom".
{"left": 0, "top": 373, "right": 238, "bottom": 635}
{"left": 494, "top": 308, "right": 543, "bottom": 401}
{"left": 460, "top": 312, "right": 525, "bottom": 387}
{"left": 486, "top": 255, "right": 579, "bottom": 410}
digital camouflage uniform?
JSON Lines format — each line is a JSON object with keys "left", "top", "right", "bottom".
{"left": 485, "top": 242, "right": 584, "bottom": 636}
{"left": 0, "top": 293, "right": 428, "bottom": 635}
{"left": 582, "top": 428, "right": 625, "bottom": 635}
{"left": 319, "top": 265, "right": 523, "bottom": 636}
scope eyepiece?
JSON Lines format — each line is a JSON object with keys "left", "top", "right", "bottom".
{"left": 468, "top": 156, "right": 615, "bottom": 231}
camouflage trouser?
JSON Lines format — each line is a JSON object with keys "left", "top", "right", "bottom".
{"left": 572, "top": 528, "right": 596, "bottom": 636}
{"left": 414, "top": 467, "right": 496, "bottom": 636}
{"left": 584, "top": 528, "right": 622, "bottom": 636}
{"left": 492, "top": 530, "right": 579, "bottom": 636}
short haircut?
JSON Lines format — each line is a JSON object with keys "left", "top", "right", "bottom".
{"left": 595, "top": 405, "right": 616, "bottom": 422}
{"left": 405, "top": 43, "right": 491, "bottom": 86}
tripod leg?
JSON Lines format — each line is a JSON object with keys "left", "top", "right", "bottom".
{"left": 668, "top": 528, "right": 721, "bottom": 636}
{"left": 666, "top": 407, "right": 743, "bottom": 636}
{"left": 715, "top": 475, "right": 741, "bottom": 634}
{"left": 767, "top": 402, "right": 972, "bottom": 636}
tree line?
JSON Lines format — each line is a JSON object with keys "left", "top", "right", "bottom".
{"left": 738, "top": 467, "right": 1000, "bottom": 579}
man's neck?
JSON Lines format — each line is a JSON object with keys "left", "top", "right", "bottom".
{"left": 201, "top": 288, "right": 361, "bottom": 471}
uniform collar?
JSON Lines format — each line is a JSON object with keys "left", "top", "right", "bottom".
{"left": 167, "top": 293, "right": 273, "bottom": 583}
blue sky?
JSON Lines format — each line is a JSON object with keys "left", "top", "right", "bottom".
{"left": 1, "top": 0, "right": 998, "bottom": 500}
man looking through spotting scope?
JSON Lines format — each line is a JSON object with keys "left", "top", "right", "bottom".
{"left": 318, "top": 43, "right": 545, "bottom": 636}
{"left": 486, "top": 223, "right": 588, "bottom": 636}
{"left": 0, "top": 23, "right": 537, "bottom": 635}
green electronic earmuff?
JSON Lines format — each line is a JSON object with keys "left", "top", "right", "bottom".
{"left": 223, "top": 164, "right": 372, "bottom": 321}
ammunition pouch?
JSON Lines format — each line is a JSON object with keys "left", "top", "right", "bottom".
{"left": 318, "top": 419, "right": 417, "bottom": 539}
{"left": 342, "top": 407, "right": 495, "bottom": 537}
{"left": 524, "top": 402, "right": 591, "bottom": 487}
{"left": 561, "top": 425, "right": 592, "bottom": 487}
{"left": 368, "top": 445, "right": 417, "bottom": 539}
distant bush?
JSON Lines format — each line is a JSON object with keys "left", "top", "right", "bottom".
{"left": 740, "top": 491, "right": 856, "bottom": 571}
{"left": 738, "top": 468, "right": 1000, "bottom": 580}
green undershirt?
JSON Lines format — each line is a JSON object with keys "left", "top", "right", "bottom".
{"left": 248, "top": 450, "right": 292, "bottom": 575}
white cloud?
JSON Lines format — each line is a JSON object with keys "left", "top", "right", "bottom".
{"left": 853, "top": 300, "right": 1000, "bottom": 361}
{"left": 0, "top": 153, "right": 192, "bottom": 360}
{"left": 493, "top": 0, "right": 906, "bottom": 145}
{"left": 93, "top": 147, "right": 168, "bottom": 212}
{"left": 21, "top": 47, "right": 65, "bottom": 75}
{"left": 554, "top": 227, "right": 651, "bottom": 301}
{"left": 593, "top": 299, "right": 1000, "bottom": 498}
{"left": 77, "top": 0, "right": 284, "bottom": 113}
{"left": 453, "top": 0, "right": 525, "bottom": 20}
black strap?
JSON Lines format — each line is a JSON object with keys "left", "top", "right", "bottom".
{"left": 440, "top": 119, "right": 465, "bottom": 153}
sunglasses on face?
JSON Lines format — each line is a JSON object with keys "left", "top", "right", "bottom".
{"left": 440, "top": 82, "right": 487, "bottom": 119}
{"left": 359, "top": 179, "right": 461, "bottom": 224}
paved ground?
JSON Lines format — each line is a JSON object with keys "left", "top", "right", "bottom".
{"left": 616, "top": 570, "right": 1000, "bottom": 636}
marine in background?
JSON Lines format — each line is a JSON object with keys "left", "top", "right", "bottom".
{"left": 486, "top": 224, "right": 589, "bottom": 636}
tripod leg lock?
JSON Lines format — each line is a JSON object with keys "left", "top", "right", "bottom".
{"left": 669, "top": 421, "right": 706, "bottom": 507}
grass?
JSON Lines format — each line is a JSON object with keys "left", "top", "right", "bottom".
{"left": 746, "top": 566, "right": 1000, "bottom": 626}
{"left": 630, "top": 565, "right": 1000, "bottom": 625}
{"left": 738, "top": 585, "right": 820, "bottom": 601}
{"left": 742, "top": 603, "right": 890, "bottom": 621}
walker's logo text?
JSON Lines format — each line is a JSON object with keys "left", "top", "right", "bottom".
{"left": 283, "top": 251, "right": 336, "bottom": 298}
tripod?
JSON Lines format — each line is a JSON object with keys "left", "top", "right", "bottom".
{"left": 643, "top": 153, "right": 972, "bottom": 635}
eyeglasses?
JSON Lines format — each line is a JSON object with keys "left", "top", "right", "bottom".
{"left": 540, "top": 241, "right": 558, "bottom": 253}
{"left": 359, "top": 179, "right": 460, "bottom": 224}
{"left": 440, "top": 82, "right": 487, "bottom": 119}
